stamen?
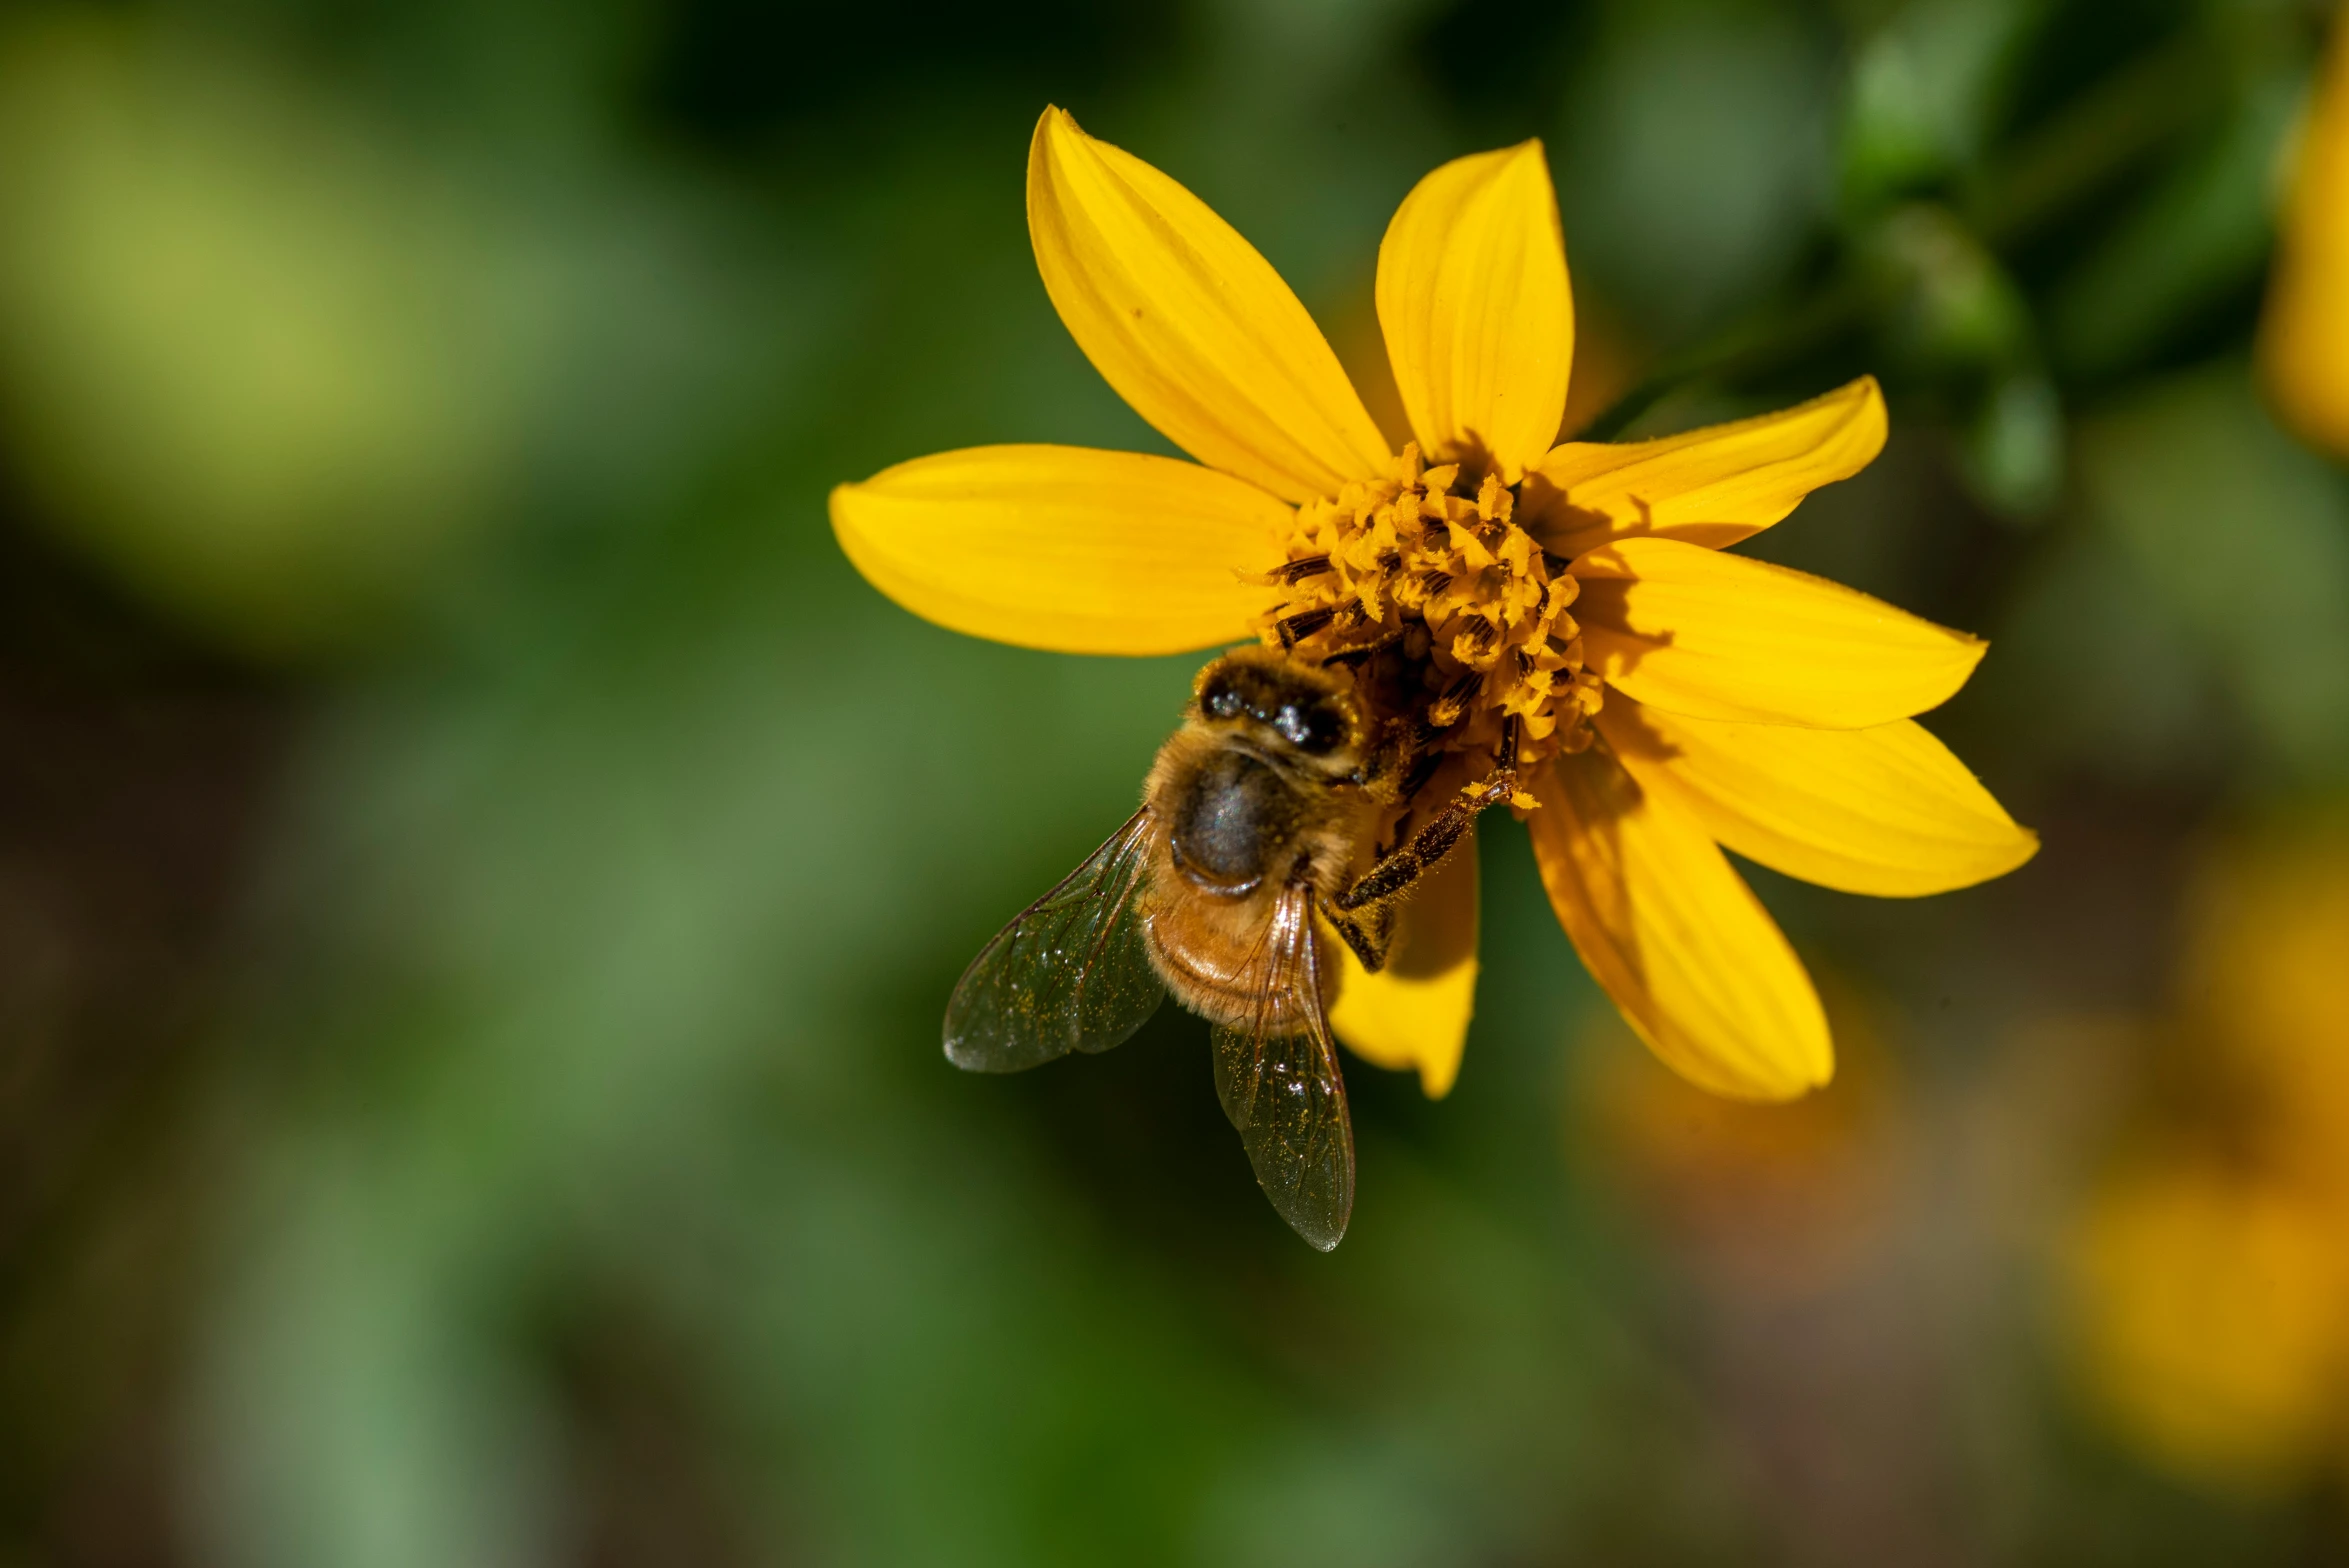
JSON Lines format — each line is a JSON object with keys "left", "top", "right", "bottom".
{"left": 1398, "top": 749, "right": 1444, "bottom": 804}
{"left": 1275, "top": 605, "right": 1336, "bottom": 649}
{"left": 1319, "top": 632, "right": 1398, "bottom": 670}
{"left": 1426, "top": 670, "right": 1481, "bottom": 729}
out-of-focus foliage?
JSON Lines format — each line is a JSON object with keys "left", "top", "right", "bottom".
{"left": 0, "top": 0, "right": 2346, "bottom": 1565}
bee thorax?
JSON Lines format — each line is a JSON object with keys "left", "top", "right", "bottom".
{"left": 1168, "top": 750, "right": 1294, "bottom": 890}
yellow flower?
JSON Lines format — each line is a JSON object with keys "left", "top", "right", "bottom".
{"left": 2261, "top": 14, "right": 2349, "bottom": 459}
{"left": 833, "top": 109, "right": 2037, "bottom": 1101}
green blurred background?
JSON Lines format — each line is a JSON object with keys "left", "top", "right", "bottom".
{"left": 4, "top": 0, "right": 2349, "bottom": 1562}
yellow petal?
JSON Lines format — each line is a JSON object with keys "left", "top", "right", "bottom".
{"left": 830, "top": 444, "right": 1285, "bottom": 654}
{"left": 1026, "top": 108, "right": 1389, "bottom": 505}
{"left": 1572, "top": 537, "right": 1985, "bottom": 728}
{"left": 2259, "top": 21, "right": 2349, "bottom": 460}
{"left": 1375, "top": 141, "right": 1572, "bottom": 483}
{"left": 1325, "top": 822, "right": 1478, "bottom": 1099}
{"left": 1526, "top": 377, "right": 1887, "bottom": 557}
{"left": 1529, "top": 747, "right": 1831, "bottom": 1100}
{"left": 1597, "top": 699, "right": 2038, "bottom": 897}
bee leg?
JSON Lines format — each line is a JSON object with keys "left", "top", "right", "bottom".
{"left": 1330, "top": 905, "right": 1394, "bottom": 972}
{"left": 1395, "top": 747, "right": 1445, "bottom": 810}
{"left": 1332, "top": 769, "right": 1516, "bottom": 914}
{"left": 1374, "top": 808, "right": 1415, "bottom": 862}
{"left": 1495, "top": 712, "right": 1520, "bottom": 774}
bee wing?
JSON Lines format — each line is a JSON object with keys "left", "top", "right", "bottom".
{"left": 944, "top": 809, "right": 1167, "bottom": 1072}
{"left": 1209, "top": 883, "right": 1356, "bottom": 1251}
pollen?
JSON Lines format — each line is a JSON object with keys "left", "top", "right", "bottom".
{"left": 1258, "top": 445, "right": 1605, "bottom": 780}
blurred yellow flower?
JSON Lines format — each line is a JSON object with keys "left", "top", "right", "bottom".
{"left": 2066, "top": 825, "right": 2349, "bottom": 1493}
{"left": 2185, "top": 825, "right": 2349, "bottom": 1195}
{"left": 833, "top": 109, "right": 2037, "bottom": 1101}
{"left": 2070, "top": 1161, "right": 2348, "bottom": 1492}
{"left": 2260, "top": 14, "right": 2349, "bottom": 458}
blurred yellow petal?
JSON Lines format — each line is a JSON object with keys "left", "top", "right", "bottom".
{"left": 1375, "top": 141, "right": 1572, "bottom": 483}
{"left": 2259, "top": 21, "right": 2349, "bottom": 459}
{"left": 1026, "top": 108, "right": 1389, "bottom": 504}
{"left": 1326, "top": 823, "right": 1478, "bottom": 1099}
{"left": 830, "top": 444, "right": 1285, "bottom": 655}
{"left": 1597, "top": 699, "right": 2038, "bottom": 897}
{"left": 1528, "top": 746, "right": 1831, "bottom": 1101}
{"left": 1527, "top": 378, "right": 1887, "bottom": 557}
{"left": 1572, "top": 537, "right": 1985, "bottom": 728}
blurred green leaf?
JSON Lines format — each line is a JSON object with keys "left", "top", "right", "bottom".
{"left": 0, "top": 21, "right": 556, "bottom": 656}
{"left": 1961, "top": 369, "right": 2066, "bottom": 519}
{"left": 0, "top": 17, "right": 772, "bottom": 661}
{"left": 2050, "top": 64, "right": 2300, "bottom": 378}
{"left": 1842, "top": 0, "right": 2037, "bottom": 203}
{"left": 2078, "top": 363, "right": 2349, "bottom": 781}
{"left": 1876, "top": 203, "right": 2036, "bottom": 374}
{"left": 1557, "top": 0, "right": 1834, "bottom": 338}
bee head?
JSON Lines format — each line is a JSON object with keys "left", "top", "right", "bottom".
{"left": 1192, "top": 647, "right": 1359, "bottom": 764}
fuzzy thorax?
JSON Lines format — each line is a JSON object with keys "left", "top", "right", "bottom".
{"left": 1259, "top": 445, "right": 1605, "bottom": 784}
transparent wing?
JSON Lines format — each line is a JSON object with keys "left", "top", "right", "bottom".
{"left": 1210, "top": 884, "right": 1356, "bottom": 1251}
{"left": 944, "top": 809, "right": 1166, "bottom": 1073}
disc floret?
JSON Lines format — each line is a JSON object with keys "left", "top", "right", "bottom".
{"left": 1260, "top": 445, "right": 1604, "bottom": 782}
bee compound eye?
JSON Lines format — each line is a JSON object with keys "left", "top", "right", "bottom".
{"left": 1202, "top": 679, "right": 1245, "bottom": 719}
{"left": 1276, "top": 702, "right": 1344, "bottom": 754}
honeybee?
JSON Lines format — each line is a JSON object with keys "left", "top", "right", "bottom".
{"left": 944, "top": 646, "right": 1520, "bottom": 1250}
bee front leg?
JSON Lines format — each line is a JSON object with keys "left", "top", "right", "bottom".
{"left": 1329, "top": 905, "right": 1394, "bottom": 973}
{"left": 1332, "top": 768, "right": 1517, "bottom": 915}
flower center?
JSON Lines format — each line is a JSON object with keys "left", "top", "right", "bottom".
{"left": 1257, "top": 445, "right": 1605, "bottom": 783}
